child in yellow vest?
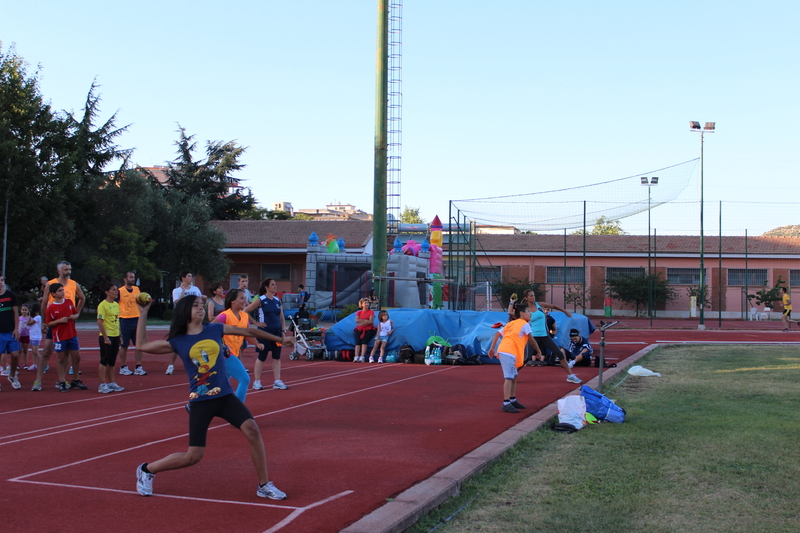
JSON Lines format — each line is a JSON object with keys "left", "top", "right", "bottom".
{"left": 488, "top": 304, "right": 542, "bottom": 413}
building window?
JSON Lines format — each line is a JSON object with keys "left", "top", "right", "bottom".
{"left": 475, "top": 266, "right": 502, "bottom": 284}
{"left": 605, "top": 267, "right": 645, "bottom": 281}
{"left": 727, "top": 268, "right": 768, "bottom": 286}
{"left": 547, "top": 266, "right": 585, "bottom": 284}
{"left": 261, "top": 264, "right": 291, "bottom": 281}
{"left": 791, "top": 270, "right": 800, "bottom": 287}
{"left": 667, "top": 268, "right": 707, "bottom": 285}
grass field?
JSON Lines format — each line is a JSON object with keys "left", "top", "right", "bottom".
{"left": 408, "top": 345, "right": 800, "bottom": 533}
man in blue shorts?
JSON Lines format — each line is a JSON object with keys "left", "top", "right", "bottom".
{"left": 0, "top": 275, "right": 22, "bottom": 390}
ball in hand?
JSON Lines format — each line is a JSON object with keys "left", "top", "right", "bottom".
{"left": 136, "top": 292, "right": 152, "bottom": 306}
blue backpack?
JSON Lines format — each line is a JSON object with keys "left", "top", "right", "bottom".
{"left": 580, "top": 385, "right": 625, "bottom": 423}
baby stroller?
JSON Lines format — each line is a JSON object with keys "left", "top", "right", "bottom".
{"left": 289, "top": 316, "right": 328, "bottom": 361}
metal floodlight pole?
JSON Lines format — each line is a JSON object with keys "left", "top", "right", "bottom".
{"left": 641, "top": 177, "right": 658, "bottom": 325}
{"left": 690, "top": 121, "right": 714, "bottom": 330}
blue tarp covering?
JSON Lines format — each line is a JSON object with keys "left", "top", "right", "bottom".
{"left": 325, "top": 308, "right": 596, "bottom": 355}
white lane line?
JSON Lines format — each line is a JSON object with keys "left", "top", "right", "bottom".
{"left": 7, "top": 365, "right": 458, "bottom": 475}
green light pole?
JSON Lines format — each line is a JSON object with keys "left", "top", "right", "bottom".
{"left": 372, "top": 0, "right": 389, "bottom": 305}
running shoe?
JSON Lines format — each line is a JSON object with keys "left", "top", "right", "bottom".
{"left": 31, "top": 379, "right": 42, "bottom": 391}
{"left": 69, "top": 379, "right": 89, "bottom": 390}
{"left": 107, "top": 382, "right": 125, "bottom": 392}
{"left": 0, "top": 366, "right": 8, "bottom": 376}
{"left": 98, "top": 383, "right": 111, "bottom": 394}
{"left": 165, "top": 365, "right": 174, "bottom": 375}
{"left": 252, "top": 380, "right": 263, "bottom": 390}
{"left": 273, "top": 380, "right": 289, "bottom": 390}
{"left": 566, "top": 374, "right": 583, "bottom": 384}
{"left": 368, "top": 357, "right": 374, "bottom": 363}
{"left": 134, "top": 366, "right": 148, "bottom": 376}
{"left": 28, "top": 364, "right": 37, "bottom": 371}
{"left": 8, "top": 375, "right": 21, "bottom": 390}
{"left": 57, "top": 381, "right": 69, "bottom": 392}
{"left": 119, "top": 365, "right": 133, "bottom": 376}
{"left": 377, "top": 357, "right": 383, "bottom": 363}
{"left": 510, "top": 400, "right": 526, "bottom": 409}
{"left": 567, "top": 360, "right": 576, "bottom": 369}
{"left": 502, "top": 403, "right": 520, "bottom": 413}
{"left": 136, "top": 464, "right": 155, "bottom": 496}
{"left": 257, "top": 481, "right": 286, "bottom": 500}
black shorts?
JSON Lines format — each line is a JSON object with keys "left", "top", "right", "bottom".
{"left": 119, "top": 317, "right": 138, "bottom": 347}
{"left": 355, "top": 328, "right": 376, "bottom": 346}
{"left": 188, "top": 394, "right": 253, "bottom": 447}
{"left": 783, "top": 310, "right": 791, "bottom": 318}
{"left": 256, "top": 327, "right": 282, "bottom": 362}
{"left": 99, "top": 336, "right": 120, "bottom": 366}
{"left": 534, "top": 336, "right": 564, "bottom": 364}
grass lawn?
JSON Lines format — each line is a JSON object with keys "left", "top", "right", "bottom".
{"left": 408, "top": 345, "right": 800, "bottom": 533}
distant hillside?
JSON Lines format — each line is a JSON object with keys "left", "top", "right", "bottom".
{"left": 763, "top": 225, "right": 800, "bottom": 237}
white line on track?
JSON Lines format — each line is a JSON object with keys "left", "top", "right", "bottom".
{"left": 655, "top": 340, "right": 800, "bottom": 344}
{"left": 7, "top": 363, "right": 452, "bottom": 531}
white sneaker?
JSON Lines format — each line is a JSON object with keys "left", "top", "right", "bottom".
{"left": 566, "top": 374, "right": 582, "bottom": 384}
{"left": 257, "top": 481, "right": 286, "bottom": 500}
{"left": 134, "top": 366, "right": 147, "bottom": 376}
{"left": 567, "top": 360, "right": 575, "bottom": 369}
{"left": 107, "top": 382, "right": 125, "bottom": 392}
{"left": 273, "top": 380, "right": 289, "bottom": 390}
{"left": 165, "top": 365, "right": 174, "bottom": 375}
{"left": 98, "top": 383, "right": 111, "bottom": 394}
{"left": 368, "top": 357, "right": 374, "bottom": 363}
{"left": 136, "top": 464, "right": 155, "bottom": 496}
{"left": 119, "top": 366, "right": 133, "bottom": 376}
{"left": 252, "top": 380, "right": 263, "bottom": 390}
{"left": 0, "top": 366, "right": 8, "bottom": 376}
{"left": 378, "top": 357, "right": 383, "bottom": 363}
{"left": 8, "top": 375, "right": 21, "bottom": 390}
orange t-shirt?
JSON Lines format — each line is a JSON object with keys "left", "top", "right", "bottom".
{"left": 498, "top": 319, "right": 531, "bottom": 368}
{"left": 47, "top": 278, "right": 79, "bottom": 306}
{"left": 119, "top": 285, "right": 141, "bottom": 319}
{"left": 218, "top": 308, "right": 250, "bottom": 357}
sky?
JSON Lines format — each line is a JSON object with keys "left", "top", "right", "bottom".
{"left": 2, "top": 1, "right": 798, "bottom": 236}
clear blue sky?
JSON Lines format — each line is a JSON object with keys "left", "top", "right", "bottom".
{"left": 2, "top": 1, "right": 798, "bottom": 235}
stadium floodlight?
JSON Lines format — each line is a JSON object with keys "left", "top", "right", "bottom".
{"left": 641, "top": 177, "right": 659, "bottom": 324}
{"left": 690, "top": 120, "right": 715, "bottom": 329}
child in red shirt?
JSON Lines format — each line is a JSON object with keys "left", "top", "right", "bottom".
{"left": 46, "top": 282, "right": 87, "bottom": 392}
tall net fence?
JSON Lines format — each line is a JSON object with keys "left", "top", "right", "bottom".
{"left": 452, "top": 159, "right": 698, "bottom": 232}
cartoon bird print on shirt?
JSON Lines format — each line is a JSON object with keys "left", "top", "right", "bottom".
{"left": 188, "top": 342, "right": 222, "bottom": 399}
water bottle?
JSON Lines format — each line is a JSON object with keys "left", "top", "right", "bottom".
{"left": 433, "top": 346, "right": 442, "bottom": 365}
{"left": 424, "top": 345, "right": 431, "bottom": 365}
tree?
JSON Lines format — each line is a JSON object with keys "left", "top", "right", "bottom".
{"left": 400, "top": 206, "right": 425, "bottom": 224}
{"left": 747, "top": 276, "right": 786, "bottom": 309}
{"left": 150, "top": 187, "right": 230, "bottom": 283}
{"left": 164, "top": 126, "right": 256, "bottom": 220}
{"left": 492, "top": 278, "right": 546, "bottom": 309}
{"left": 605, "top": 272, "right": 676, "bottom": 317}
{"left": 571, "top": 216, "right": 626, "bottom": 236}
{"left": 0, "top": 43, "right": 88, "bottom": 288}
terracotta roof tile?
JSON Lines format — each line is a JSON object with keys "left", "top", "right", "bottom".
{"left": 213, "top": 220, "right": 373, "bottom": 249}
{"left": 476, "top": 234, "right": 800, "bottom": 255}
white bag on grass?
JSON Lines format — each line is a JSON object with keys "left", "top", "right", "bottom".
{"left": 627, "top": 365, "right": 661, "bottom": 377}
{"left": 557, "top": 395, "right": 587, "bottom": 429}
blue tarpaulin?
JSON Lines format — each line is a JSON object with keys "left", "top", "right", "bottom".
{"left": 325, "top": 308, "right": 596, "bottom": 355}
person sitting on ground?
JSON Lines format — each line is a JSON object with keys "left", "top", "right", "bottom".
{"left": 565, "top": 328, "right": 593, "bottom": 368}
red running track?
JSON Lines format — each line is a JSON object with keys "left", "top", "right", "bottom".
{"left": 1, "top": 326, "right": 796, "bottom": 532}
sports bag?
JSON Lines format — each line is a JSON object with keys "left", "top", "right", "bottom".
{"left": 580, "top": 385, "right": 625, "bottom": 423}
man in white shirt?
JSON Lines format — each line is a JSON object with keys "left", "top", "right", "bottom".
{"left": 166, "top": 271, "right": 203, "bottom": 375}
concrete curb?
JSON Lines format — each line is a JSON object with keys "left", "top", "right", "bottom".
{"left": 340, "top": 344, "right": 658, "bottom": 533}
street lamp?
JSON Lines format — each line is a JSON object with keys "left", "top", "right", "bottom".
{"left": 641, "top": 177, "right": 658, "bottom": 324}
{"left": 690, "top": 121, "right": 715, "bottom": 329}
